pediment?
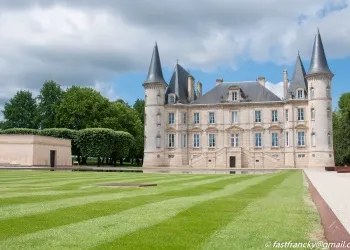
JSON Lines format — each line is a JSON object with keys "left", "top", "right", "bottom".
{"left": 251, "top": 125, "right": 264, "bottom": 131}
{"left": 268, "top": 124, "right": 281, "bottom": 130}
{"left": 225, "top": 125, "right": 244, "bottom": 131}
{"left": 295, "top": 124, "right": 308, "bottom": 130}
{"left": 189, "top": 127, "right": 202, "bottom": 132}
{"left": 166, "top": 127, "right": 177, "bottom": 132}
{"left": 205, "top": 126, "right": 219, "bottom": 132}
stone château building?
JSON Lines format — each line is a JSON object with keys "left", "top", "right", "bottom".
{"left": 142, "top": 30, "right": 334, "bottom": 169}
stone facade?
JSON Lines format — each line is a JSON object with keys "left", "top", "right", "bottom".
{"left": 0, "top": 135, "right": 72, "bottom": 167}
{"left": 143, "top": 31, "right": 335, "bottom": 169}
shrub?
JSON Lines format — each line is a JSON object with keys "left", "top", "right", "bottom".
{"left": 0, "top": 128, "right": 40, "bottom": 135}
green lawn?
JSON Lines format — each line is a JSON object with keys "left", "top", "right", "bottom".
{"left": 0, "top": 170, "right": 324, "bottom": 250}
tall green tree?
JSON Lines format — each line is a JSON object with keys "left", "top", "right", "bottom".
{"left": 55, "top": 86, "right": 110, "bottom": 130}
{"left": 133, "top": 99, "right": 145, "bottom": 124}
{"left": 37, "top": 80, "right": 64, "bottom": 129}
{"left": 2, "top": 90, "right": 38, "bottom": 129}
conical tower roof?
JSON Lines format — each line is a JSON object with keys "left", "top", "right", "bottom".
{"left": 307, "top": 29, "right": 333, "bottom": 75}
{"left": 288, "top": 53, "right": 308, "bottom": 96}
{"left": 144, "top": 43, "right": 167, "bottom": 84}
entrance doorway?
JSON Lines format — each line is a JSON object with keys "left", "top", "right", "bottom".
{"left": 50, "top": 150, "right": 56, "bottom": 168}
{"left": 229, "top": 156, "right": 236, "bottom": 168}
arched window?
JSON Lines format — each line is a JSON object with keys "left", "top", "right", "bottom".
{"left": 156, "top": 113, "right": 161, "bottom": 125}
{"left": 156, "top": 133, "right": 161, "bottom": 148}
{"left": 310, "top": 87, "right": 314, "bottom": 98}
{"left": 311, "top": 108, "right": 315, "bottom": 121}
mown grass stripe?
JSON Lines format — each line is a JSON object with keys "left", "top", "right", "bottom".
{"left": 0, "top": 175, "right": 255, "bottom": 240}
{"left": 0, "top": 175, "right": 236, "bottom": 220}
{"left": 201, "top": 171, "right": 322, "bottom": 250}
{"left": 98, "top": 171, "right": 290, "bottom": 250}
{"left": 0, "top": 174, "right": 271, "bottom": 249}
{"left": 0, "top": 174, "right": 209, "bottom": 205}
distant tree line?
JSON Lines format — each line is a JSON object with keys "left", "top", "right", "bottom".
{"left": 0, "top": 81, "right": 145, "bottom": 166}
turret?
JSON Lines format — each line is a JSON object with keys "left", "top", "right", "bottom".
{"left": 143, "top": 43, "right": 168, "bottom": 168}
{"left": 288, "top": 53, "right": 308, "bottom": 99}
{"left": 306, "top": 29, "right": 334, "bottom": 168}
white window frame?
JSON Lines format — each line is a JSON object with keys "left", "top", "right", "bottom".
{"left": 209, "top": 112, "right": 215, "bottom": 124}
{"left": 272, "top": 132, "right": 279, "bottom": 147}
{"left": 255, "top": 110, "right": 262, "bottom": 123}
{"left": 168, "top": 133, "right": 175, "bottom": 148}
{"left": 168, "top": 94, "right": 175, "bottom": 104}
{"left": 298, "top": 131, "right": 305, "bottom": 146}
{"left": 297, "top": 89, "right": 304, "bottom": 99}
{"left": 231, "top": 133, "right": 239, "bottom": 147}
{"left": 285, "top": 132, "right": 289, "bottom": 147}
{"left": 208, "top": 133, "right": 216, "bottom": 148}
{"left": 232, "top": 91, "right": 238, "bottom": 102}
{"left": 182, "top": 112, "right": 187, "bottom": 124}
{"left": 169, "top": 112, "right": 175, "bottom": 124}
{"left": 232, "top": 111, "right": 238, "bottom": 124}
{"left": 272, "top": 110, "right": 278, "bottom": 122}
{"left": 193, "top": 112, "right": 200, "bottom": 125}
{"left": 255, "top": 133, "right": 262, "bottom": 147}
{"left": 193, "top": 134, "right": 200, "bottom": 148}
{"left": 298, "top": 108, "right": 304, "bottom": 121}
{"left": 311, "top": 133, "right": 316, "bottom": 147}
{"left": 310, "top": 87, "right": 315, "bottom": 98}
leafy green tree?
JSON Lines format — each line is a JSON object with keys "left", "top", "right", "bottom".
{"left": 55, "top": 86, "right": 110, "bottom": 130}
{"left": 2, "top": 90, "right": 38, "bottom": 129}
{"left": 37, "top": 80, "right": 64, "bottom": 129}
{"left": 133, "top": 99, "right": 145, "bottom": 124}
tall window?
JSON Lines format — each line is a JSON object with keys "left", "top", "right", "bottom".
{"left": 327, "top": 108, "right": 331, "bottom": 119}
{"left": 182, "top": 133, "right": 187, "bottom": 148}
{"left": 311, "top": 133, "right": 316, "bottom": 147}
{"left": 298, "top": 108, "right": 304, "bottom": 121}
{"left": 194, "top": 112, "right": 200, "bottom": 124}
{"left": 232, "top": 92, "right": 238, "bottom": 102}
{"left": 169, "top": 95, "right": 175, "bottom": 104}
{"left": 326, "top": 87, "right": 330, "bottom": 98}
{"left": 297, "top": 90, "right": 303, "bottom": 99}
{"left": 311, "top": 108, "right": 315, "bottom": 121}
{"left": 255, "top": 110, "right": 262, "bottom": 123}
{"left": 255, "top": 133, "right": 262, "bottom": 147}
{"left": 272, "top": 110, "right": 278, "bottom": 122}
{"left": 285, "top": 132, "right": 289, "bottom": 147}
{"left": 298, "top": 131, "right": 305, "bottom": 146}
{"left": 232, "top": 111, "right": 238, "bottom": 124}
{"left": 182, "top": 112, "right": 187, "bottom": 124}
{"left": 193, "top": 134, "right": 200, "bottom": 148}
{"left": 272, "top": 132, "right": 279, "bottom": 147}
{"left": 285, "top": 109, "right": 289, "bottom": 122}
{"left": 328, "top": 133, "right": 331, "bottom": 147}
{"left": 168, "top": 134, "right": 175, "bottom": 148}
{"left": 156, "top": 134, "right": 161, "bottom": 148}
{"left": 169, "top": 112, "right": 175, "bottom": 124}
{"left": 209, "top": 112, "right": 215, "bottom": 124}
{"left": 310, "top": 87, "right": 315, "bottom": 98}
{"left": 208, "top": 134, "right": 216, "bottom": 147}
{"left": 231, "top": 134, "right": 239, "bottom": 147}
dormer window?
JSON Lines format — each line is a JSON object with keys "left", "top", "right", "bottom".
{"left": 232, "top": 92, "right": 238, "bottom": 102}
{"left": 297, "top": 89, "right": 304, "bottom": 99}
{"left": 168, "top": 94, "right": 175, "bottom": 104}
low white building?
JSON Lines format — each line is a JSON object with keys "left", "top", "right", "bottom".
{"left": 142, "top": 30, "right": 334, "bottom": 169}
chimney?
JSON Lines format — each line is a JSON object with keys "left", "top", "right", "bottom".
{"left": 197, "top": 81, "right": 202, "bottom": 97}
{"left": 188, "top": 75, "right": 195, "bottom": 102}
{"left": 257, "top": 76, "right": 265, "bottom": 87}
{"left": 283, "top": 69, "right": 288, "bottom": 99}
{"left": 216, "top": 78, "right": 223, "bottom": 86}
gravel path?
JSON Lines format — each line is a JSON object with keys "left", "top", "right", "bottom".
{"left": 304, "top": 169, "right": 350, "bottom": 234}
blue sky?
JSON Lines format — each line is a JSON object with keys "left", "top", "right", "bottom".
{"left": 0, "top": 0, "right": 349, "bottom": 118}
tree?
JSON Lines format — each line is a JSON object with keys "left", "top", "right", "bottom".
{"left": 2, "top": 90, "right": 38, "bottom": 129}
{"left": 333, "top": 93, "right": 350, "bottom": 166}
{"left": 133, "top": 99, "right": 145, "bottom": 124}
{"left": 37, "top": 80, "right": 64, "bottom": 129}
{"left": 55, "top": 86, "right": 110, "bottom": 130}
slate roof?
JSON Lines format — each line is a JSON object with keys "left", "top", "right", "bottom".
{"left": 165, "top": 64, "right": 195, "bottom": 104}
{"left": 307, "top": 29, "right": 333, "bottom": 75}
{"left": 144, "top": 43, "right": 167, "bottom": 84}
{"left": 192, "top": 81, "right": 281, "bottom": 105}
{"left": 288, "top": 54, "right": 308, "bottom": 98}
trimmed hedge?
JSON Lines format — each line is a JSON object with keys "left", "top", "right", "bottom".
{"left": 40, "top": 128, "right": 78, "bottom": 140}
{"left": 0, "top": 128, "right": 40, "bottom": 135}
